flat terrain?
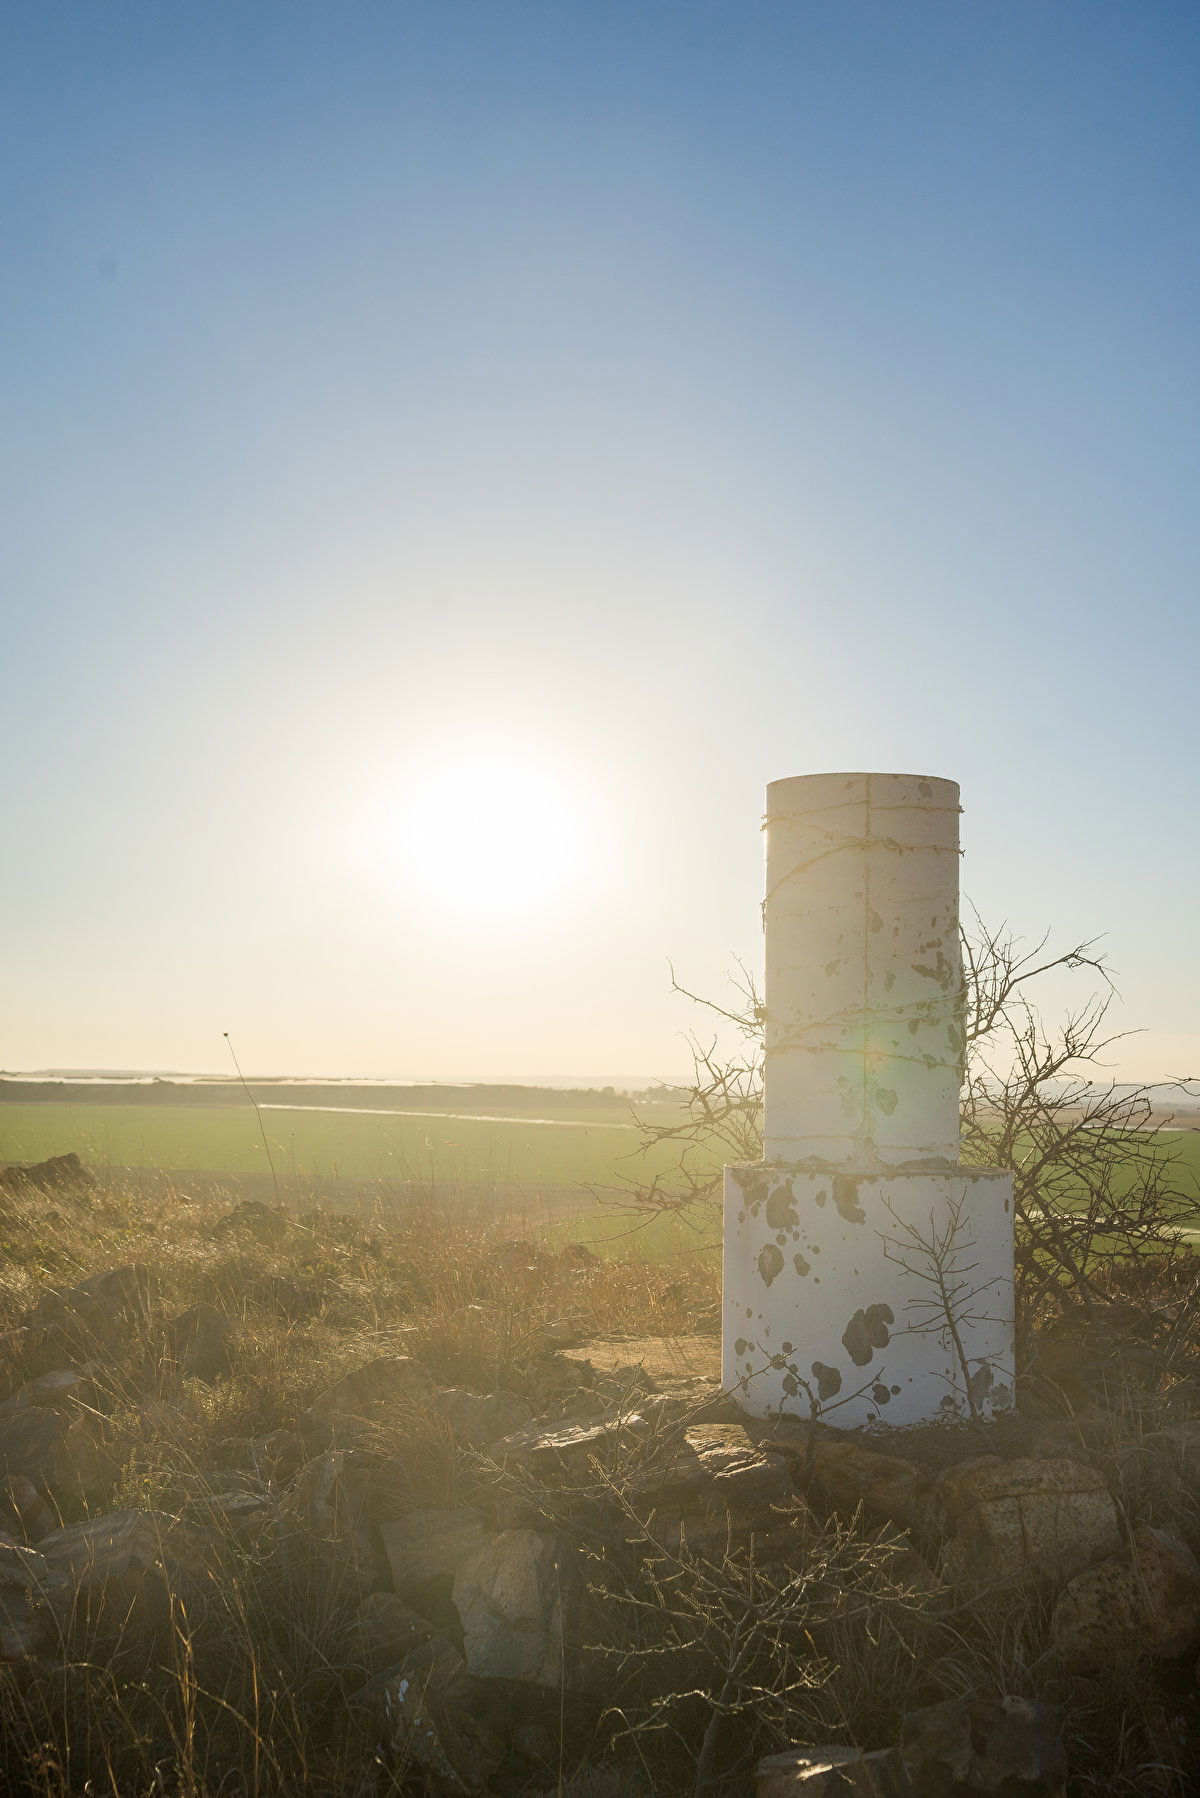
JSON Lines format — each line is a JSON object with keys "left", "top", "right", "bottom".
{"left": 0, "top": 1097, "right": 707, "bottom": 1193}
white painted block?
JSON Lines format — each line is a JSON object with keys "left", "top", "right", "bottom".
{"left": 723, "top": 1161, "right": 1014, "bottom": 1428}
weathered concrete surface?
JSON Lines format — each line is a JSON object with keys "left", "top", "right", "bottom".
{"left": 762, "top": 773, "right": 963, "bottom": 1166}
{"left": 723, "top": 772, "right": 1015, "bottom": 1428}
{"left": 724, "top": 1161, "right": 1013, "bottom": 1427}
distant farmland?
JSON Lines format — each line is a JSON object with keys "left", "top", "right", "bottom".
{"left": 0, "top": 1091, "right": 701, "bottom": 1192}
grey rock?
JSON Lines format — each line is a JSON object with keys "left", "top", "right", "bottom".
{"left": 1051, "top": 1525, "right": 1200, "bottom": 1668}
{"left": 213, "top": 1200, "right": 289, "bottom": 1242}
{"left": 0, "top": 1153, "right": 95, "bottom": 1195}
{"left": 900, "top": 1696, "right": 1067, "bottom": 1795}
{"left": 347, "top": 1591, "right": 434, "bottom": 1673}
{"left": 803, "top": 1438, "right": 943, "bottom": 1536}
{"left": 429, "top": 1387, "right": 533, "bottom": 1449}
{"left": 39, "top": 1509, "right": 221, "bottom": 1639}
{"left": 25, "top": 1264, "right": 155, "bottom": 1358}
{"left": 307, "top": 1355, "right": 433, "bottom": 1442}
{"left": 496, "top": 1413, "right": 650, "bottom": 1484}
{"left": 939, "top": 1457, "right": 1121, "bottom": 1584}
{"left": 758, "top": 1746, "right": 911, "bottom": 1796}
{"left": 168, "top": 1302, "right": 231, "bottom": 1380}
{"left": 628, "top": 1422, "right": 796, "bottom": 1554}
{"left": 453, "top": 1527, "right": 578, "bottom": 1688}
{"left": 380, "top": 1505, "right": 487, "bottom": 1591}
{"left": 0, "top": 1405, "right": 110, "bottom": 1504}
{"left": 0, "top": 1368, "right": 94, "bottom": 1417}
{"left": 383, "top": 1637, "right": 506, "bottom": 1795}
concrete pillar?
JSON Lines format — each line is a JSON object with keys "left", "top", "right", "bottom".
{"left": 723, "top": 772, "right": 1014, "bottom": 1428}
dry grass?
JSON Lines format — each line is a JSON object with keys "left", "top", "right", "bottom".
{"left": 0, "top": 1168, "right": 1198, "bottom": 1795}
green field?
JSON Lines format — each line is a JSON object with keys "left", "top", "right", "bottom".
{"left": 0, "top": 1100, "right": 710, "bottom": 1193}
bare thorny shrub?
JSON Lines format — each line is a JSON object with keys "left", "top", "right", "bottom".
{"left": 569, "top": 924, "right": 1200, "bottom": 1793}
{"left": 622, "top": 917, "right": 1200, "bottom": 1341}
{"left": 584, "top": 1523, "right": 944, "bottom": 1794}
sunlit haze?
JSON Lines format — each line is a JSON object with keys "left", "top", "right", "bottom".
{"left": 3, "top": 3, "right": 1198, "bottom": 1083}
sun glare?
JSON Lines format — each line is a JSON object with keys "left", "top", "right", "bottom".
{"left": 395, "top": 755, "right": 592, "bottom": 926}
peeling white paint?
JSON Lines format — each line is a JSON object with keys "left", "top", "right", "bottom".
{"left": 724, "top": 772, "right": 1015, "bottom": 1428}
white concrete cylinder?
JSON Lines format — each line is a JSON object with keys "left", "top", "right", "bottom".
{"left": 723, "top": 770, "right": 1014, "bottom": 1429}
{"left": 763, "top": 772, "right": 963, "bottom": 1165}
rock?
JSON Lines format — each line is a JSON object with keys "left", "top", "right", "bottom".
{"left": 307, "top": 1355, "right": 434, "bottom": 1442}
{"left": 383, "top": 1637, "right": 506, "bottom": 1793}
{"left": 38, "top": 1510, "right": 220, "bottom": 1637}
{"left": 1052, "top": 1526, "right": 1200, "bottom": 1668}
{"left": 380, "top": 1506, "right": 488, "bottom": 1591}
{"left": 541, "top": 1774, "right": 655, "bottom": 1798}
{"left": 0, "top": 1329, "right": 32, "bottom": 1368}
{"left": 348, "top": 1591, "right": 435, "bottom": 1673}
{"left": 213, "top": 1200, "right": 289, "bottom": 1241}
{"left": 560, "top": 1335, "right": 723, "bottom": 1412}
{"left": 0, "top": 1590, "right": 44, "bottom": 1662}
{"left": 0, "top": 1406, "right": 111, "bottom": 1505}
{"left": 497, "top": 1414, "right": 650, "bottom": 1485}
{"left": 758, "top": 1746, "right": 911, "bottom": 1796}
{"left": 167, "top": 1302, "right": 231, "bottom": 1380}
{"left": 511, "top": 1720, "right": 560, "bottom": 1770}
{"left": 0, "top": 1153, "right": 95, "bottom": 1195}
{"left": 0, "top": 1529, "right": 56, "bottom": 1591}
{"left": 249, "top": 1273, "right": 316, "bottom": 1319}
{"left": 429, "top": 1388, "right": 534, "bottom": 1449}
{"left": 803, "top": 1438, "right": 943, "bottom": 1536}
{"left": 25, "top": 1265, "right": 155, "bottom": 1357}
{"left": 0, "top": 1540, "right": 69, "bottom": 1663}
{"left": 628, "top": 1422, "right": 795, "bottom": 1554}
{"left": 900, "top": 1696, "right": 1067, "bottom": 1795}
{"left": 254, "top": 1428, "right": 304, "bottom": 1484}
{"left": 277, "top": 1450, "right": 377, "bottom": 1568}
{"left": 453, "top": 1527, "right": 578, "bottom": 1687}
{"left": 863, "top": 1525, "right": 940, "bottom": 1594}
{"left": 0, "top": 1474, "right": 55, "bottom": 1540}
{"left": 0, "top": 1368, "right": 95, "bottom": 1417}
{"left": 557, "top": 1243, "right": 598, "bottom": 1268}
{"left": 185, "top": 1490, "right": 272, "bottom": 1539}
{"left": 939, "top": 1457, "right": 1120, "bottom": 1583}
{"left": 1139, "top": 1423, "right": 1200, "bottom": 1487}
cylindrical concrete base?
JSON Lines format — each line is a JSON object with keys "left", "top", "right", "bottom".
{"left": 723, "top": 1160, "right": 1014, "bottom": 1428}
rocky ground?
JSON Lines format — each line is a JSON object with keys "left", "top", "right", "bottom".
{"left": 0, "top": 1155, "right": 1199, "bottom": 1795}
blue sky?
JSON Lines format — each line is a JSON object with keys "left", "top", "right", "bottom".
{"left": 2, "top": 1, "right": 1198, "bottom": 1080}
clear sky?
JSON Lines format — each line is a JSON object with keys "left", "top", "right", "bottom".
{"left": 3, "top": 2, "right": 1198, "bottom": 1083}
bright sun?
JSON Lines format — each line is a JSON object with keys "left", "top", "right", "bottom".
{"left": 396, "top": 755, "right": 592, "bottom": 924}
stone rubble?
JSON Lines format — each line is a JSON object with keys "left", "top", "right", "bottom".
{"left": 453, "top": 1526, "right": 578, "bottom": 1687}
{"left": 1051, "top": 1524, "right": 1200, "bottom": 1668}
{"left": 382, "top": 1636, "right": 507, "bottom": 1796}
{"left": 380, "top": 1505, "right": 489, "bottom": 1592}
{"left": 938, "top": 1455, "right": 1122, "bottom": 1583}
{"left": 757, "top": 1746, "right": 911, "bottom": 1795}
{"left": 0, "top": 1238, "right": 1195, "bottom": 1794}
